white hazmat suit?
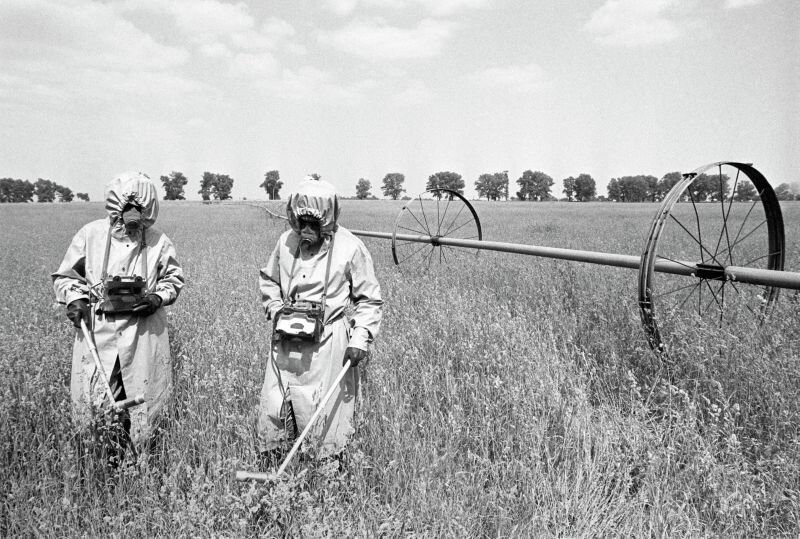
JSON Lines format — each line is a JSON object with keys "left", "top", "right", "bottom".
{"left": 52, "top": 172, "right": 184, "bottom": 445}
{"left": 257, "top": 180, "right": 383, "bottom": 457}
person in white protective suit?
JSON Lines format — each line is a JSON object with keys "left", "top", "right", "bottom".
{"left": 257, "top": 179, "right": 383, "bottom": 463}
{"left": 52, "top": 172, "right": 184, "bottom": 449}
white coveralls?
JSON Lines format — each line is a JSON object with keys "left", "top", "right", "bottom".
{"left": 257, "top": 180, "right": 383, "bottom": 457}
{"left": 52, "top": 173, "right": 184, "bottom": 445}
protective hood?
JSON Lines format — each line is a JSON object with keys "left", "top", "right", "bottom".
{"left": 286, "top": 179, "right": 339, "bottom": 235}
{"left": 105, "top": 172, "right": 159, "bottom": 229}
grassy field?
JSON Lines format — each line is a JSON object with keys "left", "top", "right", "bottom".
{"left": 2, "top": 199, "right": 800, "bottom": 537}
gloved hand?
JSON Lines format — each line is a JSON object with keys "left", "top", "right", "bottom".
{"left": 66, "top": 299, "right": 90, "bottom": 328}
{"left": 132, "top": 294, "right": 162, "bottom": 316}
{"left": 343, "top": 347, "right": 367, "bottom": 368}
{"left": 267, "top": 302, "right": 283, "bottom": 321}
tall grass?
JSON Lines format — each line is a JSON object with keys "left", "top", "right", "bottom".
{"left": 1, "top": 200, "right": 799, "bottom": 536}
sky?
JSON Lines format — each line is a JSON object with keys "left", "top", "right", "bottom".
{"left": 1, "top": 0, "right": 798, "bottom": 201}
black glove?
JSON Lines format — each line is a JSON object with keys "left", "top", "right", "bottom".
{"left": 132, "top": 294, "right": 162, "bottom": 316}
{"left": 66, "top": 299, "right": 90, "bottom": 328}
{"left": 343, "top": 347, "right": 367, "bottom": 368}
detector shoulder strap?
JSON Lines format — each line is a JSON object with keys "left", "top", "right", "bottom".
{"left": 140, "top": 229, "right": 149, "bottom": 292}
{"left": 320, "top": 233, "right": 335, "bottom": 314}
{"left": 99, "top": 224, "right": 149, "bottom": 288}
{"left": 100, "top": 225, "right": 113, "bottom": 284}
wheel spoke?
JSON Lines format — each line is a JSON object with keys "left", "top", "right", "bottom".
{"left": 404, "top": 206, "right": 431, "bottom": 237}
{"left": 417, "top": 196, "right": 433, "bottom": 236}
{"left": 675, "top": 281, "right": 702, "bottom": 312}
{"left": 717, "top": 168, "right": 741, "bottom": 263}
{"left": 395, "top": 239, "right": 428, "bottom": 248}
{"left": 715, "top": 219, "right": 767, "bottom": 264}
{"left": 651, "top": 279, "right": 701, "bottom": 300}
{"left": 724, "top": 197, "right": 762, "bottom": 265}
{"left": 444, "top": 217, "right": 476, "bottom": 237}
{"left": 442, "top": 204, "right": 467, "bottom": 237}
{"left": 655, "top": 254, "right": 696, "bottom": 271}
{"left": 702, "top": 279, "right": 724, "bottom": 313}
{"left": 668, "top": 214, "right": 724, "bottom": 266}
{"left": 397, "top": 223, "right": 430, "bottom": 235}
{"left": 423, "top": 246, "right": 436, "bottom": 271}
{"left": 397, "top": 241, "right": 432, "bottom": 264}
{"left": 689, "top": 190, "right": 705, "bottom": 264}
{"left": 438, "top": 196, "right": 453, "bottom": 236}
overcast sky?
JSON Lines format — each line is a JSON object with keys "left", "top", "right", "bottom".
{"left": 1, "top": 0, "right": 797, "bottom": 201}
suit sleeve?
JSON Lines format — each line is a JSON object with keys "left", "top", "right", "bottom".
{"left": 259, "top": 241, "right": 284, "bottom": 319}
{"left": 153, "top": 235, "right": 185, "bottom": 306}
{"left": 52, "top": 227, "right": 91, "bottom": 306}
{"left": 347, "top": 243, "right": 383, "bottom": 350}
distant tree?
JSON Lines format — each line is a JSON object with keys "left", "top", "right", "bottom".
{"left": 34, "top": 178, "right": 58, "bottom": 202}
{"left": 76, "top": 192, "right": 90, "bottom": 202}
{"left": 774, "top": 183, "right": 794, "bottom": 201}
{"left": 607, "top": 178, "right": 622, "bottom": 201}
{"left": 690, "top": 173, "right": 730, "bottom": 202}
{"left": 355, "top": 178, "right": 372, "bottom": 200}
{"left": 517, "top": 170, "right": 554, "bottom": 201}
{"left": 260, "top": 170, "right": 283, "bottom": 200}
{"left": 426, "top": 171, "right": 465, "bottom": 199}
{"left": 475, "top": 171, "right": 509, "bottom": 201}
{"left": 381, "top": 173, "right": 406, "bottom": 200}
{"left": 309, "top": 173, "right": 321, "bottom": 181}
{"left": 56, "top": 185, "right": 74, "bottom": 202}
{"left": 562, "top": 177, "right": 577, "bottom": 201}
{"left": 574, "top": 174, "right": 596, "bottom": 201}
{"left": 655, "top": 172, "right": 683, "bottom": 201}
{"left": 199, "top": 173, "right": 214, "bottom": 201}
{"left": 0, "top": 178, "right": 35, "bottom": 203}
{"left": 734, "top": 181, "right": 758, "bottom": 201}
{"left": 645, "top": 175, "right": 659, "bottom": 201}
{"left": 607, "top": 176, "right": 657, "bottom": 202}
{"left": 199, "top": 172, "right": 234, "bottom": 201}
{"left": 161, "top": 171, "right": 188, "bottom": 200}
{"left": 211, "top": 174, "right": 234, "bottom": 200}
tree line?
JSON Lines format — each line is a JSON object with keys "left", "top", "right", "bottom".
{"left": 367, "top": 170, "right": 799, "bottom": 202}
{"left": 0, "top": 178, "right": 88, "bottom": 203}
{"left": 367, "top": 170, "right": 595, "bottom": 201}
{"left": 3, "top": 169, "right": 798, "bottom": 203}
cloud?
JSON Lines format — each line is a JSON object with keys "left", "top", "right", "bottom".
{"left": 116, "top": 0, "right": 255, "bottom": 41}
{"left": 0, "top": 0, "right": 196, "bottom": 109}
{"left": 324, "top": 0, "right": 361, "bottom": 16}
{"left": 584, "top": 0, "right": 684, "bottom": 46}
{"left": 319, "top": 17, "right": 456, "bottom": 60}
{"left": 1, "top": 0, "right": 188, "bottom": 71}
{"left": 470, "top": 63, "right": 550, "bottom": 95}
{"left": 322, "top": 0, "right": 488, "bottom": 16}
{"left": 393, "top": 80, "right": 434, "bottom": 105}
{"left": 262, "top": 66, "right": 375, "bottom": 104}
{"left": 415, "top": 0, "right": 489, "bottom": 17}
{"left": 229, "top": 52, "right": 279, "bottom": 79}
{"left": 724, "top": 0, "right": 765, "bottom": 7}
{"left": 116, "top": 1, "right": 298, "bottom": 55}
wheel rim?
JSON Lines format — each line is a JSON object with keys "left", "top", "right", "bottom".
{"left": 638, "top": 162, "right": 785, "bottom": 355}
{"left": 391, "top": 189, "right": 482, "bottom": 271}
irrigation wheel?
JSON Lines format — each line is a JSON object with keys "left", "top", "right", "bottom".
{"left": 391, "top": 189, "right": 482, "bottom": 270}
{"left": 638, "top": 161, "right": 785, "bottom": 355}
